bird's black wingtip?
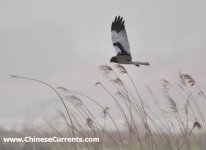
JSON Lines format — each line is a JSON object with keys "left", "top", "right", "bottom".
{"left": 111, "top": 16, "right": 125, "bottom": 32}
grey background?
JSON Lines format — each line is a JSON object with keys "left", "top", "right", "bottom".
{"left": 0, "top": 0, "right": 206, "bottom": 130}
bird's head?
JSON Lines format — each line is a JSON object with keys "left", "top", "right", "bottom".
{"left": 110, "top": 57, "right": 118, "bottom": 63}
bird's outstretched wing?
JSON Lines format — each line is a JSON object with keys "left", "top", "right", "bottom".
{"left": 111, "top": 16, "right": 130, "bottom": 56}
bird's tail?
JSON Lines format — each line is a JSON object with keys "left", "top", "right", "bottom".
{"left": 132, "top": 61, "right": 150, "bottom": 66}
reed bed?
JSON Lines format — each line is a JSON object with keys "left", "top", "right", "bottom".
{"left": 5, "top": 65, "right": 206, "bottom": 150}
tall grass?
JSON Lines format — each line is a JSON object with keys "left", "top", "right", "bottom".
{"left": 5, "top": 65, "right": 206, "bottom": 150}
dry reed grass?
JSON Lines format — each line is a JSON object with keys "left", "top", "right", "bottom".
{"left": 6, "top": 65, "right": 206, "bottom": 150}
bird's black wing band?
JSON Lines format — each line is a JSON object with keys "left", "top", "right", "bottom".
{"left": 113, "top": 42, "right": 130, "bottom": 56}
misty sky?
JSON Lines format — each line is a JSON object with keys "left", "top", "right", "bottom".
{"left": 0, "top": 0, "right": 206, "bottom": 130}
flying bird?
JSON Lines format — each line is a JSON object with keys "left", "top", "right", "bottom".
{"left": 110, "top": 16, "right": 150, "bottom": 66}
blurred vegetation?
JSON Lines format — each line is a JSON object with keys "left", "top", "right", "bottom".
{"left": 2, "top": 65, "right": 206, "bottom": 150}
